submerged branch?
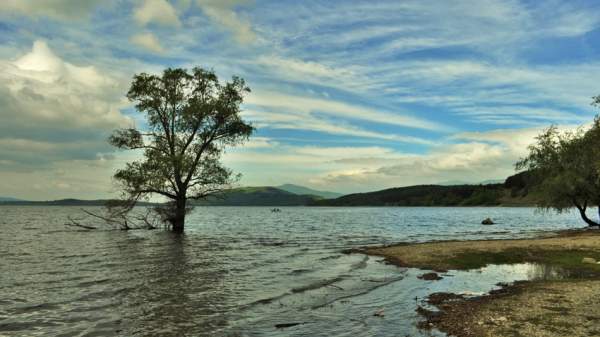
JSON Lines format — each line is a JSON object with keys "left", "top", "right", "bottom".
{"left": 65, "top": 216, "right": 98, "bottom": 230}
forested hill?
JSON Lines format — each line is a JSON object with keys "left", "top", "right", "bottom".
{"left": 191, "top": 187, "right": 321, "bottom": 206}
{"left": 311, "top": 171, "right": 537, "bottom": 206}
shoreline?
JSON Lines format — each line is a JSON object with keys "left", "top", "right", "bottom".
{"left": 359, "top": 229, "right": 600, "bottom": 337}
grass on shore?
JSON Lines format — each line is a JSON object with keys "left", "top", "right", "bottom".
{"left": 365, "top": 229, "right": 600, "bottom": 272}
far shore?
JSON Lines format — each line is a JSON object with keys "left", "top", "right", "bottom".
{"left": 358, "top": 229, "right": 600, "bottom": 337}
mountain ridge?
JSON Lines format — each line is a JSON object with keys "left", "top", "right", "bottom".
{"left": 276, "top": 184, "right": 342, "bottom": 199}
{"left": 0, "top": 175, "right": 536, "bottom": 207}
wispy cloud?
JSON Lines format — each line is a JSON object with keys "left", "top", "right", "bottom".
{"left": 130, "top": 32, "right": 165, "bottom": 53}
{"left": 2, "top": 0, "right": 600, "bottom": 197}
{"left": 195, "top": 0, "right": 256, "bottom": 43}
{"left": 133, "top": 0, "right": 181, "bottom": 27}
{"left": 245, "top": 90, "right": 448, "bottom": 132}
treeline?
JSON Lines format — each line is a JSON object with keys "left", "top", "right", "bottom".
{"left": 312, "top": 171, "right": 535, "bottom": 207}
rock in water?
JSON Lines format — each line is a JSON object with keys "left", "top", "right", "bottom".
{"left": 481, "top": 218, "right": 494, "bottom": 225}
{"left": 418, "top": 272, "right": 443, "bottom": 281}
{"left": 582, "top": 257, "right": 597, "bottom": 264}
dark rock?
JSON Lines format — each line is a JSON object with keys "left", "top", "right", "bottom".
{"left": 275, "top": 322, "right": 306, "bottom": 329}
{"left": 418, "top": 272, "right": 443, "bottom": 281}
{"left": 427, "top": 292, "right": 465, "bottom": 305}
{"left": 373, "top": 308, "right": 385, "bottom": 317}
{"left": 481, "top": 218, "right": 494, "bottom": 225}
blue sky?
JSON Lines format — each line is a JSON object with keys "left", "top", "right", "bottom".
{"left": 1, "top": 0, "right": 600, "bottom": 199}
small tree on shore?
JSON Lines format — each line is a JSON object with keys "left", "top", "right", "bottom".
{"left": 516, "top": 115, "right": 600, "bottom": 227}
{"left": 108, "top": 67, "right": 253, "bottom": 232}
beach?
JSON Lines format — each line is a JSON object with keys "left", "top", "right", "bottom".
{"left": 363, "top": 230, "right": 600, "bottom": 337}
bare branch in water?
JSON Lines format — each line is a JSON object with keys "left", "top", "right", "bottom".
{"left": 72, "top": 203, "right": 161, "bottom": 231}
{"left": 65, "top": 216, "right": 97, "bottom": 230}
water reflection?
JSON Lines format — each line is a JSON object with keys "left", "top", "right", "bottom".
{"left": 111, "top": 232, "right": 233, "bottom": 336}
{"left": 476, "top": 262, "right": 578, "bottom": 283}
{"left": 526, "top": 263, "right": 573, "bottom": 280}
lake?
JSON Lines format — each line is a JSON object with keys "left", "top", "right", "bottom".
{"left": 0, "top": 206, "right": 584, "bottom": 336}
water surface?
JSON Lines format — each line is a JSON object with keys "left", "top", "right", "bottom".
{"left": 0, "top": 206, "right": 584, "bottom": 336}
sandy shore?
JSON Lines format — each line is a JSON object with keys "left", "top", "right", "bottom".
{"left": 363, "top": 230, "right": 600, "bottom": 337}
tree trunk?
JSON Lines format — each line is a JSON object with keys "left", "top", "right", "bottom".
{"left": 574, "top": 201, "right": 600, "bottom": 227}
{"left": 171, "top": 198, "right": 186, "bottom": 233}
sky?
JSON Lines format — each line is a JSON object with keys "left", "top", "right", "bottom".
{"left": 1, "top": 0, "right": 600, "bottom": 200}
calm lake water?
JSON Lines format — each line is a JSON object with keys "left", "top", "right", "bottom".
{"left": 0, "top": 206, "right": 585, "bottom": 336}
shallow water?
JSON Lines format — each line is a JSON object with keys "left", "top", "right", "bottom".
{"left": 0, "top": 206, "right": 585, "bottom": 336}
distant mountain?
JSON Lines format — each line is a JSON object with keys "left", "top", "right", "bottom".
{"left": 0, "top": 197, "right": 22, "bottom": 202}
{"left": 0, "top": 189, "right": 322, "bottom": 207}
{"left": 277, "top": 184, "right": 342, "bottom": 199}
{"left": 479, "top": 179, "right": 504, "bottom": 185}
{"left": 313, "top": 172, "right": 537, "bottom": 207}
{"left": 436, "top": 180, "right": 470, "bottom": 186}
{"left": 0, "top": 199, "right": 155, "bottom": 206}
{"left": 437, "top": 179, "right": 504, "bottom": 186}
{"left": 192, "top": 187, "right": 321, "bottom": 206}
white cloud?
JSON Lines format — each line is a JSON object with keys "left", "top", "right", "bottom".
{"left": 223, "top": 127, "right": 542, "bottom": 193}
{"left": 256, "top": 55, "right": 355, "bottom": 80}
{"left": 0, "top": 40, "right": 130, "bottom": 167}
{"left": 130, "top": 32, "right": 165, "bottom": 53}
{"left": 196, "top": 0, "right": 255, "bottom": 43}
{"left": 305, "top": 127, "right": 559, "bottom": 193}
{"left": 133, "top": 0, "right": 181, "bottom": 27}
{"left": 0, "top": 0, "right": 103, "bottom": 20}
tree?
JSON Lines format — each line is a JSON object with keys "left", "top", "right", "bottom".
{"left": 107, "top": 67, "right": 253, "bottom": 232}
{"left": 516, "top": 115, "right": 600, "bottom": 227}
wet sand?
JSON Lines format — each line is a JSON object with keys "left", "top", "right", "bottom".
{"left": 363, "top": 229, "right": 600, "bottom": 337}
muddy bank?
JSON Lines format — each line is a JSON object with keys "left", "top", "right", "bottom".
{"left": 362, "top": 229, "right": 600, "bottom": 337}
{"left": 420, "top": 280, "right": 600, "bottom": 337}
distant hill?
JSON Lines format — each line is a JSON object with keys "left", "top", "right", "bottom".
{"left": 0, "top": 173, "right": 538, "bottom": 207}
{"left": 276, "top": 184, "right": 342, "bottom": 199}
{"left": 0, "top": 199, "right": 155, "bottom": 206}
{"left": 192, "top": 187, "right": 321, "bottom": 206}
{"left": 479, "top": 179, "right": 505, "bottom": 185}
{"left": 0, "top": 197, "right": 23, "bottom": 202}
{"left": 436, "top": 179, "right": 504, "bottom": 186}
{"left": 0, "top": 188, "right": 321, "bottom": 207}
{"left": 312, "top": 172, "right": 538, "bottom": 207}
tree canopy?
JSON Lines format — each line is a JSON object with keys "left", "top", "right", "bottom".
{"left": 516, "top": 115, "right": 600, "bottom": 227}
{"left": 107, "top": 67, "right": 253, "bottom": 232}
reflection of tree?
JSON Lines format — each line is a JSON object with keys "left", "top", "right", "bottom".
{"left": 108, "top": 232, "right": 232, "bottom": 336}
{"left": 526, "top": 263, "right": 571, "bottom": 281}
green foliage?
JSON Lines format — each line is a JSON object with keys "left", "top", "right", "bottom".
{"left": 109, "top": 67, "right": 254, "bottom": 230}
{"left": 516, "top": 116, "right": 600, "bottom": 226}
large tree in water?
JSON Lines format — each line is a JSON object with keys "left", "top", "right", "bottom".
{"left": 109, "top": 68, "right": 253, "bottom": 232}
{"left": 516, "top": 111, "right": 600, "bottom": 227}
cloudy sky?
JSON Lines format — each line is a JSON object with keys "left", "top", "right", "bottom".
{"left": 1, "top": 0, "right": 600, "bottom": 200}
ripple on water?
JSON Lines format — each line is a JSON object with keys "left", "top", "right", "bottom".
{"left": 0, "top": 205, "right": 585, "bottom": 336}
